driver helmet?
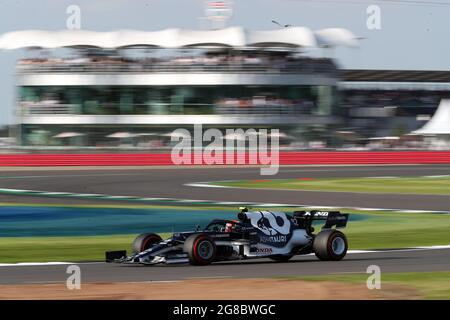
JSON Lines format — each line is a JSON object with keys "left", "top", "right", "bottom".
{"left": 225, "top": 220, "right": 238, "bottom": 232}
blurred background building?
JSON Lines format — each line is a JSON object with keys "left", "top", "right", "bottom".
{"left": 341, "top": 70, "right": 450, "bottom": 138}
{"left": 0, "top": 27, "right": 449, "bottom": 150}
{"left": 2, "top": 27, "right": 347, "bottom": 148}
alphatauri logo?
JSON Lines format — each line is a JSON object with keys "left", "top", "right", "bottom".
{"left": 252, "top": 211, "right": 291, "bottom": 236}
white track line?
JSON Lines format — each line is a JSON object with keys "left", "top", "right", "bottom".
{"left": 365, "top": 176, "right": 398, "bottom": 179}
{"left": 424, "top": 175, "right": 450, "bottom": 178}
{"left": 0, "top": 262, "right": 74, "bottom": 267}
{"left": 1, "top": 186, "right": 449, "bottom": 213}
{"left": 187, "top": 182, "right": 231, "bottom": 188}
{"left": 185, "top": 180, "right": 450, "bottom": 214}
{"left": 186, "top": 183, "right": 450, "bottom": 197}
{"left": 1, "top": 245, "right": 449, "bottom": 267}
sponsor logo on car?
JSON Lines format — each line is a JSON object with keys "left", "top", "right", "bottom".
{"left": 256, "top": 247, "right": 273, "bottom": 254}
{"left": 252, "top": 211, "right": 291, "bottom": 236}
{"left": 304, "top": 211, "right": 329, "bottom": 217}
{"left": 259, "top": 235, "right": 287, "bottom": 244}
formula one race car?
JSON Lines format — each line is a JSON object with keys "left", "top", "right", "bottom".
{"left": 105, "top": 208, "right": 349, "bottom": 266}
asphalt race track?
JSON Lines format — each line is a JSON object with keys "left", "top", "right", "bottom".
{"left": 0, "top": 248, "right": 449, "bottom": 284}
{"left": 0, "top": 164, "right": 449, "bottom": 211}
{"left": 0, "top": 164, "right": 449, "bottom": 284}
{"left": 0, "top": 249, "right": 450, "bottom": 284}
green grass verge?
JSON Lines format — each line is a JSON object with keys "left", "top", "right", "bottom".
{"left": 279, "top": 272, "right": 450, "bottom": 299}
{"left": 0, "top": 206, "right": 449, "bottom": 263}
{"left": 211, "top": 176, "right": 450, "bottom": 195}
{"left": 0, "top": 233, "right": 170, "bottom": 263}
{"left": 339, "top": 210, "right": 450, "bottom": 249}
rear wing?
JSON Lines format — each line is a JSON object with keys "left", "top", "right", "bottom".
{"left": 293, "top": 210, "right": 349, "bottom": 229}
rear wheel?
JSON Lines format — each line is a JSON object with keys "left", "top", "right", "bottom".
{"left": 313, "top": 229, "right": 348, "bottom": 261}
{"left": 132, "top": 233, "right": 162, "bottom": 253}
{"left": 184, "top": 234, "right": 216, "bottom": 266}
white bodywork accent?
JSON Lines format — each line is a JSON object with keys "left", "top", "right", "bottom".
{"left": 247, "top": 211, "right": 291, "bottom": 236}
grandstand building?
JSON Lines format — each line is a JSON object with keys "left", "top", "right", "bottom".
{"left": 2, "top": 27, "right": 448, "bottom": 147}
{"left": 0, "top": 27, "right": 356, "bottom": 147}
{"left": 340, "top": 69, "right": 450, "bottom": 138}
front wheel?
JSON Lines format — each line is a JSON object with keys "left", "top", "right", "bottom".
{"left": 184, "top": 234, "right": 216, "bottom": 266}
{"left": 313, "top": 229, "right": 348, "bottom": 261}
{"left": 132, "top": 233, "right": 162, "bottom": 253}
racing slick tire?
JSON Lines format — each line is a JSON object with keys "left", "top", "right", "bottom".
{"left": 132, "top": 233, "right": 162, "bottom": 253}
{"left": 269, "top": 254, "right": 293, "bottom": 262}
{"left": 313, "top": 229, "right": 348, "bottom": 261}
{"left": 184, "top": 234, "right": 217, "bottom": 266}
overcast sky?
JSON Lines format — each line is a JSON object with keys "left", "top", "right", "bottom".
{"left": 0, "top": 0, "right": 449, "bottom": 125}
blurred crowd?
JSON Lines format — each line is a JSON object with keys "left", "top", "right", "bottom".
{"left": 215, "top": 97, "right": 315, "bottom": 115}
{"left": 20, "top": 96, "right": 317, "bottom": 116}
{"left": 11, "top": 50, "right": 450, "bottom": 150}
{"left": 342, "top": 90, "right": 448, "bottom": 110}
{"left": 17, "top": 52, "right": 337, "bottom": 74}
